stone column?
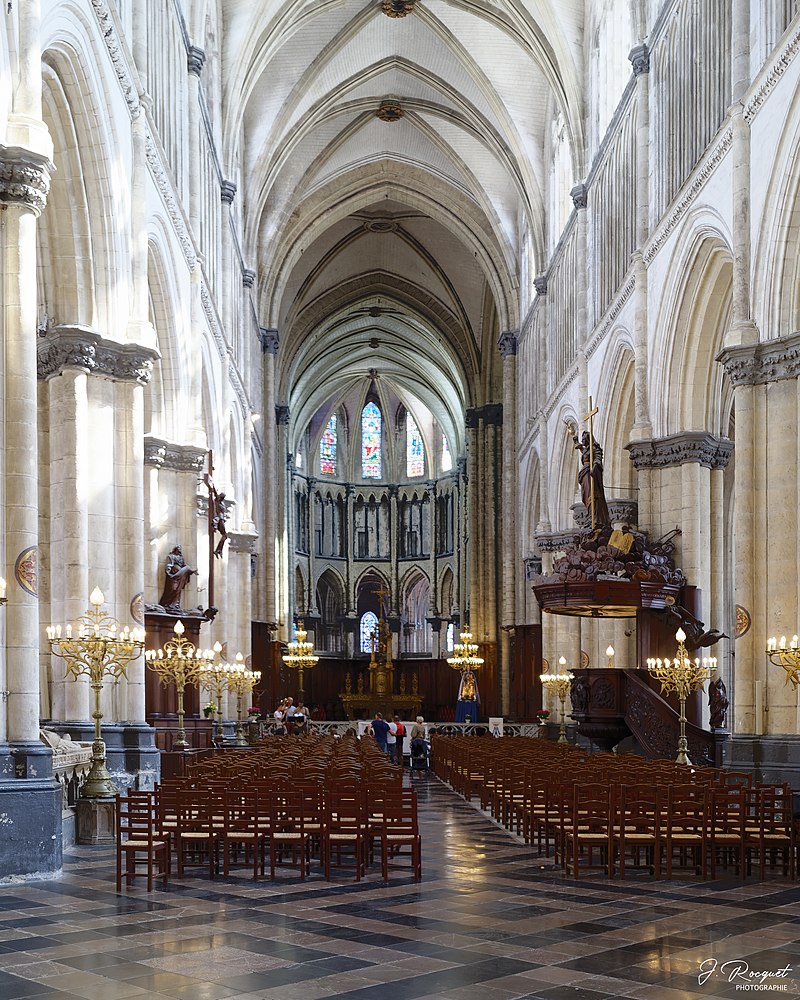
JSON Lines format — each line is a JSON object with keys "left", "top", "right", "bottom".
{"left": 389, "top": 486, "right": 400, "bottom": 611}
{"left": 275, "top": 404, "right": 291, "bottom": 640}
{"left": 427, "top": 482, "right": 437, "bottom": 618}
{"left": 629, "top": 44, "right": 653, "bottom": 439}
{"left": 220, "top": 181, "right": 236, "bottom": 336}
{"left": 186, "top": 46, "right": 206, "bottom": 234}
{"left": 345, "top": 484, "right": 355, "bottom": 615}
{"left": 718, "top": 337, "right": 800, "bottom": 753}
{"left": 465, "top": 410, "right": 480, "bottom": 632}
{"left": 499, "top": 332, "right": 518, "bottom": 715}
{"left": 260, "top": 329, "right": 279, "bottom": 625}
{"left": 0, "top": 135, "right": 61, "bottom": 874}
{"left": 227, "top": 530, "right": 259, "bottom": 657}
{"left": 306, "top": 478, "right": 317, "bottom": 615}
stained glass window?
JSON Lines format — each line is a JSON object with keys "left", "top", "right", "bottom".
{"left": 361, "top": 402, "right": 382, "bottom": 478}
{"left": 406, "top": 413, "right": 424, "bottom": 477}
{"left": 441, "top": 435, "right": 452, "bottom": 472}
{"left": 320, "top": 414, "right": 336, "bottom": 475}
{"left": 360, "top": 612, "right": 379, "bottom": 653}
{"left": 446, "top": 623, "right": 455, "bottom": 652}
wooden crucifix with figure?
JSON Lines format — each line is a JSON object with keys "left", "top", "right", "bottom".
{"left": 566, "top": 396, "right": 611, "bottom": 531}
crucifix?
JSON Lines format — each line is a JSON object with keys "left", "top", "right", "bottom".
{"left": 203, "top": 453, "right": 218, "bottom": 609}
{"left": 583, "top": 396, "right": 599, "bottom": 530}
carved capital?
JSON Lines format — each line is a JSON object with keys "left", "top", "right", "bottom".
{"left": 629, "top": 43, "right": 650, "bottom": 76}
{"left": 483, "top": 403, "right": 503, "bottom": 426}
{"left": 465, "top": 407, "right": 481, "bottom": 430}
{"left": 220, "top": 179, "right": 236, "bottom": 205}
{"left": 187, "top": 45, "right": 206, "bottom": 76}
{"left": 570, "top": 183, "right": 588, "bottom": 210}
{"left": 37, "top": 326, "right": 160, "bottom": 385}
{"left": 0, "top": 146, "right": 53, "bottom": 215}
{"left": 227, "top": 530, "right": 258, "bottom": 555}
{"left": 717, "top": 333, "right": 800, "bottom": 387}
{"left": 259, "top": 327, "right": 279, "bottom": 355}
{"left": 242, "top": 268, "right": 256, "bottom": 289}
{"left": 626, "top": 432, "right": 734, "bottom": 470}
{"left": 144, "top": 436, "right": 207, "bottom": 472}
{"left": 572, "top": 498, "right": 639, "bottom": 529}
{"left": 498, "top": 330, "right": 518, "bottom": 358}
{"left": 275, "top": 404, "right": 290, "bottom": 425}
{"left": 534, "top": 274, "right": 548, "bottom": 296}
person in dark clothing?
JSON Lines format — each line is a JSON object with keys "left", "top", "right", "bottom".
{"left": 370, "top": 712, "right": 390, "bottom": 753}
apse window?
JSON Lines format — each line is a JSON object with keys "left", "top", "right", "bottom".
{"left": 360, "top": 611, "right": 379, "bottom": 652}
{"left": 406, "top": 413, "right": 424, "bottom": 477}
{"left": 361, "top": 402, "right": 382, "bottom": 479}
{"left": 320, "top": 414, "right": 337, "bottom": 475}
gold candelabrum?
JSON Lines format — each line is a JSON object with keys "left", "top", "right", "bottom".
{"left": 540, "top": 657, "right": 575, "bottom": 744}
{"left": 226, "top": 653, "right": 261, "bottom": 746}
{"left": 647, "top": 628, "right": 715, "bottom": 765}
{"left": 447, "top": 629, "right": 484, "bottom": 708}
{"left": 47, "top": 587, "right": 145, "bottom": 797}
{"left": 766, "top": 634, "right": 800, "bottom": 688}
{"left": 198, "top": 646, "right": 228, "bottom": 745}
{"left": 282, "top": 620, "right": 318, "bottom": 701}
{"left": 145, "top": 621, "right": 216, "bottom": 750}
{"left": 606, "top": 645, "right": 615, "bottom": 668}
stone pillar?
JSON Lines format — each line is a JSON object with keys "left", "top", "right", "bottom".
{"left": 186, "top": 46, "right": 206, "bottom": 233}
{"left": 306, "top": 478, "right": 317, "bottom": 615}
{"left": 260, "top": 329, "right": 279, "bottom": 625}
{"left": 465, "top": 410, "right": 480, "bottom": 632}
{"left": 345, "top": 484, "right": 355, "bottom": 614}
{"left": 275, "top": 404, "right": 291, "bottom": 640}
{"left": 718, "top": 337, "right": 800, "bottom": 750}
{"left": 629, "top": 44, "right": 652, "bottom": 439}
{"left": 220, "top": 180, "right": 236, "bottom": 336}
{"left": 427, "top": 482, "right": 437, "bottom": 617}
{"left": 0, "top": 129, "right": 62, "bottom": 874}
{"left": 389, "top": 486, "right": 399, "bottom": 611}
{"left": 499, "top": 332, "right": 518, "bottom": 715}
{"left": 228, "top": 530, "right": 258, "bottom": 657}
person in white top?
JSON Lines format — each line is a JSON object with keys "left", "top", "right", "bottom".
{"left": 385, "top": 718, "right": 398, "bottom": 759}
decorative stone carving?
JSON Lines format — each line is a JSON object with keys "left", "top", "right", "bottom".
{"left": 570, "top": 183, "right": 588, "bottom": 210}
{"left": 465, "top": 407, "right": 480, "bottom": 429}
{"left": 498, "top": 330, "right": 518, "bottom": 358}
{"left": 242, "top": 268, "right": 256, "bottom": 288}
{"left": 382, "top": 0, "right": 417, "bottom": 17}
{"left": 717, "top": 333, "right": 800, "bottom": 387}
{"left": 143, "top": 436, "right": 207, "bottom": 472}
{"left": 572, "top": 499, "right": 638, "bottom": 529}
{"left": 744, "top": 20, "right": 800, "bottom": 122}
{"left": 275, "top": 404, "right": 290, "bottom": 425}
{"left": 220, "top": 179, "right": 236, "bottom": 204}
{"left": 90, "top": 0, "right": 141, "bottom": 119}
{"left": 629, "top": 43, "right": 650, "bottom": 76}
{"left": 465, "top": 404, "right": 503, "bottom": 427}
{"left": 0, "top": 146, "right": 54, "bottom": 216}
{"left": 364, "top": 218, "right": 399, "bottom": 233}
{"left": 626, "top": 432, "right": 734, "bottom": 471}
{"left": 187, "top": 45, "right": 206, "bottom": 77}
{"left": 643, "top": 124, "right": 733, "bottom": 266}
{"left": 376, "top": 99, "right": 404, "bottom": 121}
{"left": 533, "top": 529, "right": 581, "bottom": 554}
{"left": 259, "top": 328, "right": 280, "bottom": 354}
{"left": 37, "top": 326, "right": 159, "bottom": 385}
{"left": 524, "top": 556, "right": 543, "bottom": 580}
{"left": 227, "top": 530, "right": 259, "bottom": 555}
{"left": 145, "top": 129, "right": 197, "bottom": 270}
{"left": 533, "top": 274, "right": 548, "bottom": 296}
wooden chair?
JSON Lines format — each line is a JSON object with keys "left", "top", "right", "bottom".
{"left": 663, "top": 785, "right": 708, "bottom": 880}
{"left": 116, "top": 792, "right": 170, "bottom": 892}
{"left": 379, "top": 788, "right": 421, "bottom": 881}
{"left": 221, "top": 788, "right": 267, "bottom": 879}
{"left": 562, "top": 784, "right": 612, "bottom": 878}
{"left": 323, "top": 787, "right": 369, "bottom": 881}
{"left": 268, "top": 787, "right": 314, "bottom": 880}
{"left": 744, "top": 784, "right": 795, "bottom": 880}
{"left": 611, "top": 783, "right": 661, "bottom": 879}
{"left": 175, "top": 789, "right": 219, "bottom": 878}
{"left": 708, "top": 786, "right": 745, "bottom": 880}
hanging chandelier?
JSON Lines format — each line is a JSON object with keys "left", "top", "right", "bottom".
{"left": 446, "top": 630, "right": 484, "bottom": 672}
{"left": 282, "top": 620, "right": 319, "bottom": 699}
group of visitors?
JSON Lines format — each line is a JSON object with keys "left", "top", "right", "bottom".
{"left": 366, "top": 712, "right": 427, "bottom": 768}
{"left": 273, "top": 696, "right": 308, "bottom": 735}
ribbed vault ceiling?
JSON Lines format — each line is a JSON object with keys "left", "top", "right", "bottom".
{"left": 221, "top": 0, "right": 586, "bottom": 452}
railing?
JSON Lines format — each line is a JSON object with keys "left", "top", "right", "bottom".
{"left": 257, "top": 720, "right": 543, "bottom": 739}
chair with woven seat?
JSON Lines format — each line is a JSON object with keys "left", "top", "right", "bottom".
{"left": 116, "top": 792, "right": 170, "bottom": 892}
{"left": 268, "top": 786, "right": 315, "bottom": 880}
{"left": 221, "top": 788, "right": 267, "bottom": 879}
{"left": 610, "top": 783, "right": 662, "bottom": 879}
{"left": 744, "top": 784, "right": 795, "bottom": 880}
{"left": 379, "top": 787, "right": 421, "bottom": 882}
{"left": 323, "top": 786, "right": 369, "bottom": 881}
{"left": 662, "top": 785, "right": 709, "bottom": 880}
{"left": 175, "top": 788, "right": 219, "bottom": 878}
{"left": 562, "top": 784, "right": 612, "bottom": 878}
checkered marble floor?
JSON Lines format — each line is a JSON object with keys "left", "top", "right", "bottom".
{"left": 1, "top": 774, "right": 799, "bottom": 1000}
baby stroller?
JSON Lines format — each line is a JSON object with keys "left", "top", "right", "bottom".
{"left": 410, "top": 737, "right": 429, "bottom": 772}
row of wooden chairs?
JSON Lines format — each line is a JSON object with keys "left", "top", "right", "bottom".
{"left": 432, "top": 736, "right": 794, "bottom": 881}
{"left": 117, "top": 749, "right": 421, "bottom": 891}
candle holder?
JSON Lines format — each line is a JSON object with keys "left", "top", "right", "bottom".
{"left": 47, "top": 587, "right": 145, "bottom": 797}
{"left": 540, "top": 657, "right": 575, "bottom": 744}
{"left": 145, "top": 622, "right": 216, "bottom": 750}
{"left": 226, "top": 654, "right": 261, "bottom": 746}
{"left": 198, "top": 649, "right": 230, "bottom": 745}
{"left": 606, "top": 645, "right": 615, "bottom": 669}
{"left": 647, "top": 628, "right": 715, "bottom": 765}
{"left": 766, "top": 634, "right": 800, "bottom": 689}
{"left": 282, "top": 621, "right": 318, "bottom": 700}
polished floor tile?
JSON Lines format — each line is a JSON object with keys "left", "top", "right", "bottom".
{"left": 0, "top": 773, "right": 799, "bottom": 998}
